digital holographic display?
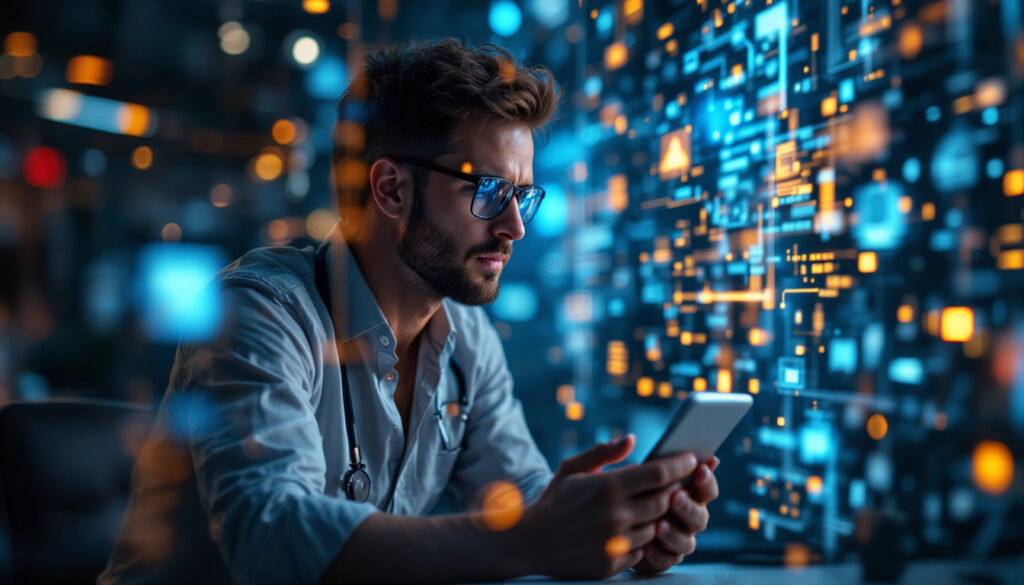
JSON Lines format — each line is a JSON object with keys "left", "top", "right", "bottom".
{"left": 531, "top": 0, "right": 1024, "bottom": 563}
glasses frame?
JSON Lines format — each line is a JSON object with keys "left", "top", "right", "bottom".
{"left": 391, "top": 155, "right": 545, "bottom": 224}
{"left": 434, "top": 397, "right": 470, "bottom": 452}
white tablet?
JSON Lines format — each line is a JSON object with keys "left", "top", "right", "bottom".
{"left": 643, "top": 392, "right": 754, "bottom": 462}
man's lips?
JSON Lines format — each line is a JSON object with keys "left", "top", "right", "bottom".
{"left": 476, "top": 255, "right": 508, "bottom": 271}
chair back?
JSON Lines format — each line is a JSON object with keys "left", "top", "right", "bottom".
{"left": 0, "top": 399, "right": 152, "bottom": 585}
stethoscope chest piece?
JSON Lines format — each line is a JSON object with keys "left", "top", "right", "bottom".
{"left": 343, "top": 462, "right": 372, "bottom": 503}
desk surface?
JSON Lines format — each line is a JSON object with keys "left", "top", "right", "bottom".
{"left": 466, "top": 557, "right": 1024, "bottom": 585}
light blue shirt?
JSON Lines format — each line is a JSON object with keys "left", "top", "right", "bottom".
{"left": 99, "top": 227, "right": 553, "bottom": 585}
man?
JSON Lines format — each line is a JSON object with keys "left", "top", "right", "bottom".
{"left": 100, "top": 39, "right": 720, "bottom": 585}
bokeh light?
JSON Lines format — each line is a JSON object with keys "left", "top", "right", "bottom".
{"left": 866, "top": 414, "right": 888, "bottom": 441}
{"left": 66, "top": 55, "right": 113, "bottom": 86}
{"left": 291, "top": 35, "right": 321, "bottom": 67}
{"left": 480, "top": 481, "right": 523, "bottom": 531}
{"left": 604, "top": 535, "right": 629, "bottom": 559}
{"left": 271, "top": 119, "right": 296, "bottom": 145}
{"left": 218, "top": 22, "right": 250, "bottom": 56}
{"left": 972, "top": 441, "right": 1014, "bottom": 496}
{"left": 489, "top": 1, "right": 523, "bottom": 37}
{"left": 131, "top": 146, "right": 153, "bottom": 170}
{"left": 253, "top": 152, "right": 284, "bottom": 181}
{"left": 22, "top": 146, "right": 66, "bottom": 189}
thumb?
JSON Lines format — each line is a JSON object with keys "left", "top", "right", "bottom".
{"left": 556, "top": 434, "right": 635, "bottom": 478}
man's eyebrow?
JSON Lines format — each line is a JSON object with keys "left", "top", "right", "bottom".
{"left": 473, "top": 168, "right": 535, "bottom": 187}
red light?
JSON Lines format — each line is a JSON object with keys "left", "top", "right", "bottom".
{"left": 23, "top": 146, "right": 66, "bottom": 189}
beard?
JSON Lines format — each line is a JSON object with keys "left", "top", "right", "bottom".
{"left": 397, "top": 188, "right": 512, "bottom": 306}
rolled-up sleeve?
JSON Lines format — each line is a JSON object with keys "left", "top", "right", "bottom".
{"left": 177, "top": 277, "right": 377, "bottom": 585}
{"left": 446, "top": 312, "right": 554, "bottom": 508}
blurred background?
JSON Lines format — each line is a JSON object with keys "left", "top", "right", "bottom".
{"left": 1, "top": 0, "right": 1023, "bottom": 579}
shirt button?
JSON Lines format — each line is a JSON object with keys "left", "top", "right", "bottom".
{"left": 384, "top": 371, "right": 396, "bottom": 382}
{"left": 391, "top": 426, "right": 399, "bottom": 435}
{"left": 379, "top": 336, "right": 391, "bottom": 347}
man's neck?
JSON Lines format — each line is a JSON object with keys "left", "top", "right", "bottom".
{"left": 345, "top": 231, "right": 443, "bottom": 358}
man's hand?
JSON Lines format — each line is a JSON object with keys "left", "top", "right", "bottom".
{"left": 517, "top": 435, "right": 699, "bottom": 580}
{"left": 632, "top": 455, "right": 720, "bottom": 573}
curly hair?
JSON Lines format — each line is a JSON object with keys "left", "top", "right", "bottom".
{"left": 332, "top": 38, "right": 559, "bottom": 214}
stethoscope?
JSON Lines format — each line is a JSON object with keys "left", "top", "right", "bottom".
{"left": 314, "top": 243, "right": 468, "bottom": 502}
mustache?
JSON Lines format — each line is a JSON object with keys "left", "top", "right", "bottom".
{"left": 466, "top": 240, "right": 512, "bottom": 260}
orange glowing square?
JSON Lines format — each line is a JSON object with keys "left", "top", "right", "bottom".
{"left": 637, "top": 377, "right": 654, "bottom": 397}
{"left": 604, "top": 41, "right": 628, "bottom": 71}
{"left": 566, "top": 401, "right": 584, "bottom": 420}
{"left": 941, "top": 307, "right": 974, "bottom": 342}
{"left": 1004, "top": 170, "right": 1024, "bottom": 197}
{"left": 749, "top": 328, "right": 768, "bottom": 346}
{"left": 748, "top": 378, "right": 760, "bottom": 394}
{"left": 66, "top": 55, "right": 113, "bottom": 86}
{"left": 658, "top": 382, "right": 673, "bottom": 398}
{"left": 806, "top": 475, "right": 823, "bottom": 495}
{"left": 694, "top": 377, "right": 707, "bottom": 392}
{"left": 858, "top": 251, "right": 878, "bottom": 273}
{"left": 608, "top": 174, "right": 628, "bottom": 212}
{"left": 821, "top": 96, "right": 837, "bottom": 117}
{"left": 897, "top": 305, "right": 914, "bottom": 323}
{"left": 898, "top": 196, "right": 913, "bottom": 213}
{"left": 717, "top": 370, "right": 732, "bottom": 393}
{"left": 556, "top": 384, "right": 574, "bottom": 405}
{"left": 658, "top": 129, "right": 691, "bottom": 180}
{"left": 302, "top": 0, "right": 330, "bottom": 13}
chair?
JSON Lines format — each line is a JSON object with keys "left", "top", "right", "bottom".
{"left": 0, "top": 399, "right": 153, "bottom": 585}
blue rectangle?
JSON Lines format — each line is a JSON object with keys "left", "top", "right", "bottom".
{"left": 839, "top": 78, "right": 855, "bottom": 103}
{"left": 721, "top": 156, "right": 750, "bottom": 173}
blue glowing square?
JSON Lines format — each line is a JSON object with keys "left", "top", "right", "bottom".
{"left": 853, "top": 181, "right": 906, "bottom": 250}
{"left": 490, "top": 282, "right": 537, "bottom": 322}
{"left": 778, "top": 357, "right": 805, "bottom": 389}
{"left": 828, "top": 338, "right": 858, "bottom": 374}
{"left": 137, "top": 244, "right": 226, "bottom": 343}
{"left": 888, "top": 357, "right": 924, "bottom": 385}
{"left": 849, "top": 479, "right": 866, "bottom": 509}
{"left": 755, "top": 2, "right": 788, "bottom": 40}
{"left": 839, "top": 79, "right": 855, "bottom": 103}
{"left": 684, "top": 50, "right": 700, "bottom": 75}
{"left": 800, "top": 423, "right": 832, "bottom": 464}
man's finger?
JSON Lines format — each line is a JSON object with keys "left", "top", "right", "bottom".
{"left": 657, "top": 523, "right": 697, "bottom": 558}
{"left": 620, "top": 548, "right": 645, "bottom": 573}
{"left": 688, "top": 464, "right": 720, "bottom": 504}
{"left": 653, "top": 519, "right": 689, "bottom": 556}
{"left": 671, "top": 491, "right": 710, "bottom": 533}
{"left": 628, "top": 483, "right": 677, "bottom": 525}
{"left": 556, "top": 434, "right": 635, "bottom": 478}
{"left": 708, "top": 456, "right": 720, "bottom": 472}
{"left": 609, "top": 452, "right": 698, "bottom": 495}
{"left": 623, "top": 522, "right": 657, "bottom": 551}
{"left": 642, "top": 541, "right": 683, "bottom": 572}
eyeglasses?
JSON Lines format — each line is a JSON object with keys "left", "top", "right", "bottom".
{"left": 434, "top": 398, "right": 469, "bottom": 452}
{"left": 392, "top": 155, "right": 545, "bottom": 224}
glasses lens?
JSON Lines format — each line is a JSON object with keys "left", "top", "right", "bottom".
{"left": 472, "top": 177, "right": 514, "bottom": 219}
{"left": 517, "top": 187, "right": 545, "bottom": 224}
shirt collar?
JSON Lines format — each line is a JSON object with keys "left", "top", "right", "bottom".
{"left": 323, "top": 224, "right": 458, "bottom": 350}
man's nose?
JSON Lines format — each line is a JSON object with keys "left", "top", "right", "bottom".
{"left": 489, "top": 197, "right": 526, "bottom": 241}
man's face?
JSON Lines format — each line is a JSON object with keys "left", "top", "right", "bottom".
{"left": 397, "top": 121, "right": 533, "bottom": 305}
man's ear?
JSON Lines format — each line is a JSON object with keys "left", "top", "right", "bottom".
{"left": 368, "top": 157, "right": 411, "bottom": 220}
